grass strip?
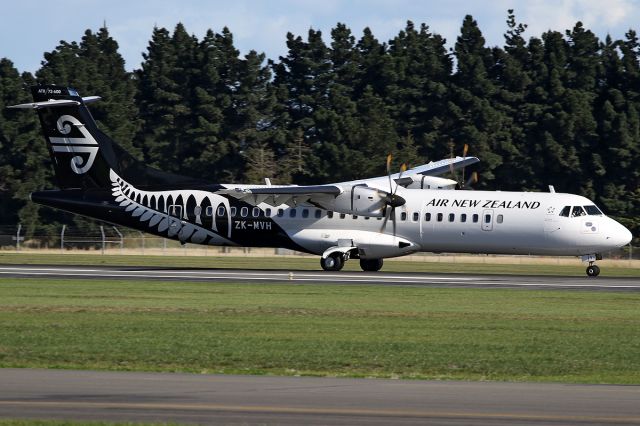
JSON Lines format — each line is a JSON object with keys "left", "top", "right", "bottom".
{"left": 1, "top": 278, "right": 639, "bottom": 384}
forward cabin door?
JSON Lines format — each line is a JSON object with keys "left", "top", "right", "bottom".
{"left": 481, "top": 209, "right": 494, "bottom": 231}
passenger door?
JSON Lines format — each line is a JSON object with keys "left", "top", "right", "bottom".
{"left": 481, "top": 209, "right": 494, "bottom": 231}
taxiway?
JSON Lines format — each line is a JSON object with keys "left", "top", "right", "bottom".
{"left": 0, "top": 369, "right": 638, "bottom": 425}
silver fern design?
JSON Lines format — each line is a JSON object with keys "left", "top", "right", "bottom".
{"left": 110, "top": 170, "right": 235, "bottom": 245}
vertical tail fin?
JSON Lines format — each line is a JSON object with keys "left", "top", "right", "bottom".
{"left": 8, "top": 85, "right": 115, "bottom": 189}
{"left": 8, "top": 85, "right": 203, "bottom": 190}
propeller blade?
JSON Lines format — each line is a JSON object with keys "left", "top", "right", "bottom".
{"left": 386, "top": 153, "right": 393, "bottom": 193}
{"left": 465, "top": 171, "right": 478, "bottom": 188}
{"left": 392, "top": 208, "right": 396, "bottom": 236}
{"left": 380, "top": 206, "right": 390, "bottom": 233}
{"left": 461, "top": 144, "right": 468, "bottom": 186}
{"left": 393, "top": 163, "right": 407, "bottom": 196}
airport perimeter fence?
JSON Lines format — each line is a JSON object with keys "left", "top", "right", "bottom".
{"left": 0, "top": 224, "right": 638, "bottom": 266}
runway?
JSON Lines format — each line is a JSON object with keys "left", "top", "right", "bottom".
{"left": 0, "top": 264, "right": 639, "bottom": 291}
{"left": 1, "top": 369, "right": 639, "bottom": 425}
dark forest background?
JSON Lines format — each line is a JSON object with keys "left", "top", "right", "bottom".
{"left": 0, "top": 11, "right": 638, "bottom": 240}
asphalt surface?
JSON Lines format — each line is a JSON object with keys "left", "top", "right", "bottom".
{"left": 1, "top": 369, "right": 639, "bottom": 425}
{"left": 0, "top": 264, "right": 639, "bottom": 291}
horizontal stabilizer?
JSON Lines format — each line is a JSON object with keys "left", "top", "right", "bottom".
{"left": 7, "top": 96, "right": 101, "bottom": 110}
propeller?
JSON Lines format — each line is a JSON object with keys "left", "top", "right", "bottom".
{"left": 380, "top": 155, "right": 407, "bottom": 235}
{"left": 465, "top": 171, "right": 479, "bottom": 188}
{"left": 449, "top": 141, "right": 478, "bottom": 190}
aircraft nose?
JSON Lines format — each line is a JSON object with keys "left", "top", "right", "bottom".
{"left": 605, "top": 219, "right": 633, "bottom": 248}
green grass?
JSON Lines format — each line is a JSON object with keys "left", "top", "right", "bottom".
{"left": 0, "top": 252, "right": 638, "bottom": 276}
{"left": 1, "top": 277, "right": 640, "bottom": 384}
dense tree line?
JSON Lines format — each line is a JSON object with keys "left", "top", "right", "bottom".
{"left": 0, "top": 11, "right": 638, "bottom": 240}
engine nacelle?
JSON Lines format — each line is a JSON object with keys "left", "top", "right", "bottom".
{"left": 401, "top": 174, "right": 457, "bottom": 190}
{"left": 315, "top": 185, "right": 388, "bottom": 217}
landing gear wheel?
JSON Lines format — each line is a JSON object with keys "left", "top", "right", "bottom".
{"left": 586, "top": 264, "right": 600, "bottom": 277}
{"left": 321, "top": 253, "right": 345, "bottom": 271}
{"left": 360, "top": 258, "right": 383, "bottom": 272}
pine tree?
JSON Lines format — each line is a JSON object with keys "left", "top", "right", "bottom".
{"left": 0, "top": 60, "right": 48, "bottom": 233}
{"left": 37, "top": 27, "right": 141, "bottom": 157}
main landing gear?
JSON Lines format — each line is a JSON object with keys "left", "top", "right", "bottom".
{"left": 360, "top": 258, "right": 384, "bottom": 272}
{"left": 320, "top": 251, "right": 384, "bottom": 272}
{"left": 582, "top": 254, "right": 602, "bottom": 277}
{"left": 320, "top": 252, "right": 345, "bottom": 271}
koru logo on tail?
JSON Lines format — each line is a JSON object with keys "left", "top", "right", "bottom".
{"left": 49, "top": 115, "right": 99, "bottom": 174}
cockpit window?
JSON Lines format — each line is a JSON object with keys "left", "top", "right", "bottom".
{"left": 583, "top": 205, "right": 603, "bottom": 215}
{"left": 559, "top": 206, "right": 571, "bottom": 217}
{"left": 571, "top": 206, "right": 586, "bottom": 217}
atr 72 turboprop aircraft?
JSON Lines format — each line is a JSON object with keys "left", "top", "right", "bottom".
{"left": 8, "top": 85, "right": 633, "bottom": 276}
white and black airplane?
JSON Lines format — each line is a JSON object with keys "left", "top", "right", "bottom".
{"left": 9, "top": 85, "right": 633, "bottom": 276}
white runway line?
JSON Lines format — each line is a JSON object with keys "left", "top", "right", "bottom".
{"left": 0, "top": 266, "right": 638, "bottom": 289}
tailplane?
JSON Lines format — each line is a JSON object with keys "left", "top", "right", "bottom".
{"left": 8, "top": 85, "right": 202, "bottom": 190}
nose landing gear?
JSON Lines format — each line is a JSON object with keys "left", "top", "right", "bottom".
{"left": 586, "top": 264, "right": 600, "bottom": 277}
{"left": 582, "top": 254, "right": 602, "bottom": 277}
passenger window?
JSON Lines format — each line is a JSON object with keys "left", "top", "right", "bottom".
{"left": 559, "top": 206, "right": 571, "bottom": 217}
{"left": 315, "top": 209, "right": 322, "bottom": 218}
{"left": 412, "top": 212, "right": 419, "bottom": 221}
{"left": 425, "top": 213, "right": 431, "bottom": 221}
{"left": 364, "top": 216, "right": 370, "bottom": 220}
{"left": 437, "top": 213, "right": 443, "bottom": 222}
{"left": 290, "top": 209, "right": 297, "bottom": 218}
{"left": 353, "top": 215, "right": 358, "bottom": 219}
{"left": 230, "top": 207, "right": 237, "bottom": 217}
{"left": 461, "top": 213, "right": 467, "bottom": 222}
{"left": 401, "top": 212, "right": 407, "bottom": 221}
{"left": 194, "top": 206, "right": 202, "bottom": 216}
{"left": 484, "top": 214, "right": 491, "bottom": 223}
{"left": 327, "top": 211, "right": 334, "bottom": 219}
{"left": 472, "top": 214, "right": 479, "bottom": 223}
{"left": 240, "top": 207, "right": 248, "bottom": 217}
{"left": 252, "top": 207, "right": 260, "bottom": 217}
{"left": 277, "top": 208, "right": 284, "bottom": 217}
{"left": 497, "top": 214, "right": 503, "bottom": 224}
{"left": 571, "top": 206, "right": 586, "bottom": 217}
{"left": 302, "top": 209, "right": 309, "bottom": 218}
{"left": 206, "top": 206, "right": 214, "bottom": 216}
{"left": 265, "top": 208, "right": 272, "bottom": 217}
{"left": 339, "top": 213, "right": 346, "bottom": 219}
{"left": 448, "top": 213, "right": 455, "bottom": 222}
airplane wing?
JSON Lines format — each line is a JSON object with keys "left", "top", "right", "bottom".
{"left": 403, "top": 156, "right": 479, "bottom": 176}
{"left": 218, "top": 156, "right": 480, "bottom": 210}
{"left": 218, "top": 184, "right": 343, "bottom": 207}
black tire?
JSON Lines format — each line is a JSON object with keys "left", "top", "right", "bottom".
{"left": 360, "top": 258, "right": 383, "bottom": 272}
{"left": 586, "top": 265, "right": 600, "bottom": 277}
{"left": 321, "top": 253, "right": 345, "bottom": 271}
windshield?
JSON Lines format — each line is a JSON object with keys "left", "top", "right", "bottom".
{"left": 584, "top": 205, "right": 603, "bottom": 215}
